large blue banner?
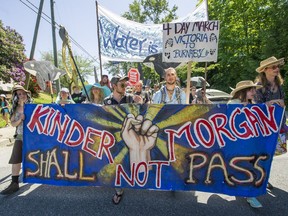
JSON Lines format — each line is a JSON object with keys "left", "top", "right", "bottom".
{"left": 23, "top": 103, "right": 284, "bottom": 197}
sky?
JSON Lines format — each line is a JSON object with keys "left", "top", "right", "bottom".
{"left": 1, "top": 0, "right": 197, "bottom": 79}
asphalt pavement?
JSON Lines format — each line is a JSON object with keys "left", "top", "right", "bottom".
{"left": 0, "top": 125, "right": 15, "bottom": 148}
{"left": 0, "top": 126, "right": 288, "bottom": 216}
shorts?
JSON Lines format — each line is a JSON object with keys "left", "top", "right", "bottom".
{"left": 9, "top": 139, "right": 23, "bottom": 164}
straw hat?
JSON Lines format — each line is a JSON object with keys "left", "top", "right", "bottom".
{"left": 12, "top": 85, "right": 30, "bottom": 94}
{"left": 256, "top": 56, "right": 285, "bottom": 73}
{"left": 231, "top": 80, "right": 262, "bottom": 96}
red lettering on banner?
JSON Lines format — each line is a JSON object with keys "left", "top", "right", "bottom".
{"left": 27, "top": 105, "right": 50, "bottom": 133}
{"left": 43, "top": 108, "right": 56, "bottom": 135}
{"left": 149, "top": 161, "right": 170, "bottom": 188}
{"left": 116, "top": 161, "right": 168, "bottom": 188}
{"left": 251, "top": 106, "right": 278, "bottom": 135}
{"left": 209, "top": 113, "right": 236, "bottom": 147}
{"left": 194, "top": 119, "right": 215, "bottom": 148}
{"left": 243, "top": 108, "right": 265, "bottom": 137}
{"left": 82, "top": 128, "right": 115, "bottom": 163}
{"left": 230, "top": 108, "right": 254, "bottom": 139}
{"left": 82, "top": 127, "right": 102, "bottom": 157}
{"left": 165, "top": 122, "right": 199, "bottom": 161}
{"left": 64, "top": 120, "right": 85, "bottom": 147}
{"left": 96, "top": 131, "right": 115, "bottom": 164}
{"left": 116, "top": 163, "right": 136, "bottom": 186}
{"left": 135, "top": 162, "right": 148, "bottom": 186}
{"left": 49, "top": 111, "right": 71, "bottom": 142}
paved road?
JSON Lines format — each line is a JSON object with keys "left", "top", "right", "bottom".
{"left": 0, "top": 126, "right": 288, "bottom": 216}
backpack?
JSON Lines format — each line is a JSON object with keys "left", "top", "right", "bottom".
{"left": 160, "top": 86, "right": 182, "bottom": 104}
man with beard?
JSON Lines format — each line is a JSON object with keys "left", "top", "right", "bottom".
{"left": 152, "top": 67, "right": 186, "bottom": 104}
{"left": 103, "top": 74, "right": 143, "bottom": 105}
{"left": 103, "top": 74, "right": 143, "bottom": 205}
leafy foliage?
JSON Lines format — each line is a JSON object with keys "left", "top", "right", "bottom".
{"left": 104, "top": 0, "right": 179, "bottom": 87}
{"left": 0, "top": 20, "right": 26, "bottom": 82}
{"left": 207, "top": 0, "right": 288, "bottom": 94}
{"left": 41, "top": 51, "right": 94, "bottom": 91}
{"left": 122, "top": 0, "right": 178, "bottom": 24}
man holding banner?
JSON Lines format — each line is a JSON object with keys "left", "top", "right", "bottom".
{"left": 104, "top": 74, "right": 143, "bottom": 204}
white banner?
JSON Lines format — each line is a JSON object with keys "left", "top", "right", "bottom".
{"left": 97, "top": 0, "right": 208, "bottom": 62}
{"left": 162, "top": 20, "right": 220, "bottom": 63}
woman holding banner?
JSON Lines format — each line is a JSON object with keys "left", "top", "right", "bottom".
{"left": 254, "top": 56, "right": 287, "bottom": 191}
{"left": 228, "top": 80, "right": 263, "bottom": 208}
{"left": 255, "top": 56, "right": 287, "bottom": 155}
{"left": 0, "top": 85, "right": 33, "bottom": 195}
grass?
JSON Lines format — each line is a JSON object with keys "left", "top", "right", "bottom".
{"left": 0, "top": 118, "right": 6, "bottom": 128}
{"left": 33, "top": 92, "right": 57, "bottom": 104}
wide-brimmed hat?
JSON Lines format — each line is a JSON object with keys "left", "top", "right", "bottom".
{"left": 110, "top": 74, "right": 129, "bottom": 85}
{"left": 231, "top": 80, "right": 262, "bottom": 96}
{"left": 0, "top": 94, "right": 6, "bottom": 98}
{"left": 83, "top": 83, "right": 111, "bottom": 98}
{"left": 256, "top": 56, "right": 285, "bottom": 73}
{"left": 12, "top": 85, "right": 30, "bottom": 94}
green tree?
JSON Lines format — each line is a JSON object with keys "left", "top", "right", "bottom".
{"left": 0, "top": 20, "right": 26, "bottom": 83}
{"left": 113, "top": 0, "right": 178, "bottom": 86}
{"left": 41, "top": 51, "right": 95, "bottom": 91}
{"left": 207, "top": 0, "right": 288, "bottom": 93}
{"left": 122, "top": 0, "right": 178, "bottom": 24}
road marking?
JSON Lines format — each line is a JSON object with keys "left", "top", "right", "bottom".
{"left": 18, "top": 183, "right": 42, "bottom": 196}
{"left": 195, "top": 191, "right": 236, "bottom": 204}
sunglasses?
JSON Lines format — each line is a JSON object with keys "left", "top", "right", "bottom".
{"left": 267, "top": 65, "right": 279, "bottom": 70}
{"left": 118, "top": 82, "right": 127, "bottom": 88}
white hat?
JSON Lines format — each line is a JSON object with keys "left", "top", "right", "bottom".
{"left": 231, "top": 80, "right": 262, "bottom": 96}
{"left": 60, "top": 87, "right": 69, "bottom": 93}
{"left": 256, "top": 56, "right": 285, "bottom": 73}
{"left": 0, "top": 94, "right": 6, "bottom": 98}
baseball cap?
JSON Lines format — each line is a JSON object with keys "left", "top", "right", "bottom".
{"left": 110, "top": 74, "right": 129, "bottom": 85}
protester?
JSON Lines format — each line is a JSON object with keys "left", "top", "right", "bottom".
{"left": 134, "top": 80, "right": 150, "bottom": 104}
{"left": 100, "top": 74, "right": 111, "bottom": 90}
{"left": 254, "top": 56, "right": 286, "bottom": 189}
{"left": 55, "top": 87, "right": 75, "bottom": 105}
{"left": 254, "top": 56, "right": 285, "bottom": 108}
{"left": 228, "top": 80, "right": 263, "bottom": 208}
{"left": 152, "top": 67, "right": 186, "bottom": 104}
{"left": 0, "top": 85, "right": 32, "bottom": 195}
{"left": 103, "top": 74, "right": 143, "bottom": 204}
{"left": 0, "top": 94, "right": 10, "bottom": 126}
{"left": 71, "top": 86, "right": 85, "bottom": 104}
{"left": 86, "top": 83, "right": 111, "bottom": 105}
{"left": 189, "top": 86, "right": 197, "bottom": 104}
{"left": 192, "top": 88, "right": 212, "bottom": 104}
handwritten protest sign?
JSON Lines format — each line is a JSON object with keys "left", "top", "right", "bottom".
{"left": 23, "top": 103, "right": 283, "bottom": 197}
{"left": 162, "top": 21, "right": 220, "bottom": 62}
{"left": 97, "top": 1, "right": 208, "bottom": 62}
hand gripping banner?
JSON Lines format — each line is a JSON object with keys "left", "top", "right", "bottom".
{"left": 23, "top": 103, "right": 284, "bottom": 197}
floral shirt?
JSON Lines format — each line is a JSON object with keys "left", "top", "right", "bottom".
{"left": 254, "top": 83, "right": 284, "bottom": 103}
